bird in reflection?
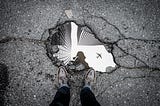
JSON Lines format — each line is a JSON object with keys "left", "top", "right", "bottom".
{"left": 96, "top": 53, "right": 102, "bottom": 59}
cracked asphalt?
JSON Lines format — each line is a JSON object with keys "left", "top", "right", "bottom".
{"left": 0, "top": 0, "right": 160, "bottom": 106}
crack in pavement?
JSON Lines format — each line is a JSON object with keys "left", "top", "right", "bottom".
{"left": 0, "top": 36, "right": 45, "bottom": 44}
{"left": 81, "top": 14, "right": 160, "bottom": 71}
{"left": 83, "top": 12, "right": 160, "bottom": 43}
{"left": 114, "top": 43, "right": 149, "bottom": 67}
{"left": 103, "top": 66, "right": 121, "bottom": 74}
{"left": 119, "top": 66, "right": 160, "bottom": 72}
{"left": 88, "top": 15, "right": 126, "bottom": 39}
{"left": 81, "top": 7, "right": 124, "bottom": 44}
{"left": 82, "top": 9, "right": 160, "bottom": 45}
{"left": 1, "top": 20, "right": 158, "bottom": 73}
{"left": 123, "top": 37, "right": 160, "bottom": 43}
{"left": 114, "top": 38, "right": 160, "bottom": 70}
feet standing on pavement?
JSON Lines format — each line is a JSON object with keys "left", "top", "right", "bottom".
{"left": 84, "top": 68, "right": 96, "bottom": 90}
{"left": 58, "top": 66, "right": 69, "bottom": 88}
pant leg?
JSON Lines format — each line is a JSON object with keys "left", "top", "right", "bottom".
{"left": 50, "top": 86, "right": 70, "bottom": 106}
{"left": 80, "top": 87, "right": 101, "bottom": 106}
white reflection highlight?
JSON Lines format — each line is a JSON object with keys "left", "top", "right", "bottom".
{"left": 71, "top": 22, "right": 115, "bottom": 72}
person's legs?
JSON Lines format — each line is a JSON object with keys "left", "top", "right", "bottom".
{"left": 50, "top": 66, "right": 70, "bottom": 106}
{"left": 80, "top": 87, "right": 100, "bottom": 106}
{"left": 80, "top": 68, "right": 101, "bottom": 106}
{"left": 50, "top": 86, "right": 70, "bottom": 106}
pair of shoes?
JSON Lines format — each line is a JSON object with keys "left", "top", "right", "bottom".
{"left": 58, "top": 66, "right": 96, "bottom": 89}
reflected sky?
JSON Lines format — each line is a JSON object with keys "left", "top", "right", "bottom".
{"left": 71, "top": 22, "right": 115, "bottom": 72}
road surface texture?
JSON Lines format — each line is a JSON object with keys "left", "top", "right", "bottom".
{"left": 0, "top": 0, "right": 160, "bottom": 106}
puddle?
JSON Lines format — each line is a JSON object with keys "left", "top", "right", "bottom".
{"left": 47, "top": 22, "right": 116, "bottom": 72}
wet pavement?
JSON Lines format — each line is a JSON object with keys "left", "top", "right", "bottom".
{"left": 0, "top": 0, "right": 160, "bottom": 106}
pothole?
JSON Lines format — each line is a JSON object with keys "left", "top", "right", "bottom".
{"left": 44, "top": 21, "right": 116, "bottom": 72}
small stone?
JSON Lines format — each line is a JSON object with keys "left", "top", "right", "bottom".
{"left": 65, "top": 9, "right": 73, "bottom": 18}
{"left": 33, "top": 95, "right": 36, "bottom": 98}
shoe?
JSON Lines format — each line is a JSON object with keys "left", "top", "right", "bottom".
{"left": 58, "top": 66, "right": 69, "bottom": 88}
{"left": 84, "top": 68, "right": 96, "bottom": 89}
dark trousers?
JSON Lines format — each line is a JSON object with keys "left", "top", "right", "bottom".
{"left": 50, "top": 86, "right": 101, "bottom": 106}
